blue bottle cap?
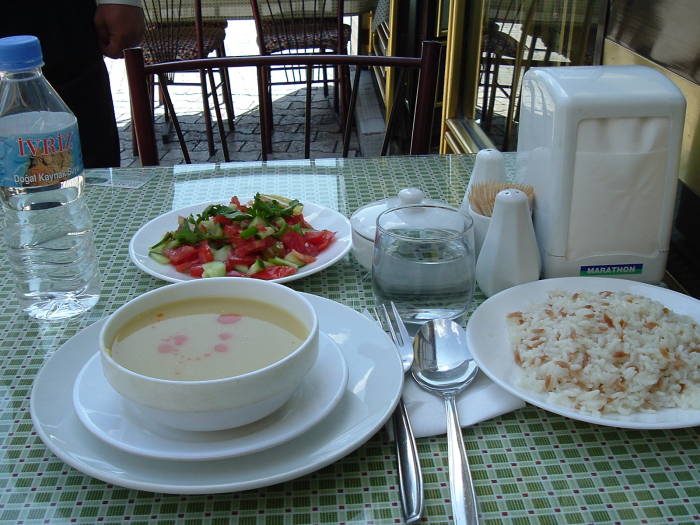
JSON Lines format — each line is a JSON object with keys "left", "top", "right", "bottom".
{"left": 0, "top": 35, "right": 44, "bottom": 72}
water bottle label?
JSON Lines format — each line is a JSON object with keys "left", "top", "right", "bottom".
{"left": 0, "top": 122, "right": 84, "bottom": 188}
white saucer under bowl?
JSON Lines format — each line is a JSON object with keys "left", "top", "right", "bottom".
{"left": 72, "top": 332, "right": 348, "bottom": 461}
{"left": 30, "top": 293, "right": 404, "bottom": 494}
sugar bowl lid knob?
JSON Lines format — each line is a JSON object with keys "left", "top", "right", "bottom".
{"left": 397, "top": 187, "right": 425, "bottom": 205}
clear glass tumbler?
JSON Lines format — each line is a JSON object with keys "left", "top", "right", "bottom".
{"left": 371, "top": 204, "right": 476, "bottom": 325}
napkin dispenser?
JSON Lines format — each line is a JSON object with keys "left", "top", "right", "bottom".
{"left": 516, "top": 65, "right": 686, "bottom": 283}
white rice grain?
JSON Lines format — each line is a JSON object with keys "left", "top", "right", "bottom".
{"left": 507, "top": 290, "right": 700, "bottom": 415}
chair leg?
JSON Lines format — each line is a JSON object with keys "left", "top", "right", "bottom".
{"left": 133, "top": 73, "right": 156, "bottom": 156}
{"left": 257, "top": 65, "right": 272, "bottom": 159}
{"left": 342, "top": 66, "right": 362, "bottom": 157}
{"left": 263, "top": 65, "right": 273, "bottom": 154}
{"left": 157, "top": 73, "right": 190, "bottom": 164}
{"left": 480, "top": 54, "right": 492, "bottom": 130}
{"left": 207, "top": 68, "right": 230, "bottom": 162}
{"left": 217, "top": 44, "right": 235, "bottom": 131}
{"left": 333, "top": 65, "right": 339, "bottom": 114}
{"left": 131, "top": 87, "right": 142, "bottom": 156}
{"left": 199, "top": 69, "right": 216, "bottom": 157}
{"left": 322, "top": 58, "right": 329, "bottom": 98}
{"left": 304, "top": 65, "right": 312, "bottom": 159}
{"left": 131, "top": 116, "right": 138, "bottom": 157}
{"left": 160, "top": 77, "right": 176, "bottom": 143}
{"left": 336, "top": 64, "right": 350, "bottom": 134}
{"left": 486, "top": 59, "right": 501, "bottom": 130}
{"left": 335, "top": 40, "right": 351, "bottom": 127}
{"left": 267, "top": 69, "right": 274, "bottom": 138}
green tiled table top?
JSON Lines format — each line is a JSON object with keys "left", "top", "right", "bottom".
{"left": 1, "top": 155, "right": 698, "bottom": 524}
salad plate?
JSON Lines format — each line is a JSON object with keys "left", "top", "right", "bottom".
{"left": 128, "top": 198, "right": 353, "bottom": 283}
{"left": 72, "top": 332, "right": 348, "bottom": 461}
{"left": 466, "top": 277, "right": 700, "bottom": 430}
{"left": 30, "top": 293, "right": 404, "bottom": 494}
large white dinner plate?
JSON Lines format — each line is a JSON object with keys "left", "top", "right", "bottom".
{"left": 72, "top": 332, "right": 348, "bottom": 461}
{"left": 129, "top": 199, "right": 352, "bottom": 283}
{"left": 30, "top": 294, "right": 403, "bottom": 494}
{"left": 466, "top": 277, "right": 700, "bottom": 430}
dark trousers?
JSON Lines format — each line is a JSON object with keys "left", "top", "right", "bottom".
{"left": 50, "top": 59, "right": 122, "bottom": 169}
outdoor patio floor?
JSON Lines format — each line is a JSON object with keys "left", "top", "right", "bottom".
{"left": 108, "top": 19, "right": 359, "bottom": 168}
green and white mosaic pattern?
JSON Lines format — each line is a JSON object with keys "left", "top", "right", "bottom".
{"left": 1, "top": 155, "right": 699, "bottom": 524}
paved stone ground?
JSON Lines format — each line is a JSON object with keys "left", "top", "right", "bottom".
{"left": 107, "top": 20, "right": 358, "bottom": 167}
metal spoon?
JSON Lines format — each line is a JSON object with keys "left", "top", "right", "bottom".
{"left": 412, "top": 318, "right": 480, "bottom": 525}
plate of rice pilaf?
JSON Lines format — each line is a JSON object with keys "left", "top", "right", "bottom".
{"left": 466, "top": 277, "right": 700, "bottom": 429}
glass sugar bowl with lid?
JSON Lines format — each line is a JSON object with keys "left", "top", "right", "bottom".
{"left": 349, "top": 188, "right": 447, "bottom": 270}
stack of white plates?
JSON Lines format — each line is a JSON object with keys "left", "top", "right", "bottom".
{"left": 30, "top": 294, "right": 404, "bottom": 494}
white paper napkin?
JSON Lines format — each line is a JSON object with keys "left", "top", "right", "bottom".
{"left": 363, "top": 310, "right": 525, "bottom": 438}
{"left": 400, "top": 373, "right": 526, "bottom": 439}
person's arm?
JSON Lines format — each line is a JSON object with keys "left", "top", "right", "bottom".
{"left": 94, "top": 0, "right": 146, "bottom": 59}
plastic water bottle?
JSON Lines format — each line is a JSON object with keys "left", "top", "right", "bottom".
{"left": 0, "top": 35, "right": 100, "bottom": 320}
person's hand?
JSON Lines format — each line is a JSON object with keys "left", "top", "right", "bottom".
{"left": 94, "top": 4, "right": 146, "bottom": 59}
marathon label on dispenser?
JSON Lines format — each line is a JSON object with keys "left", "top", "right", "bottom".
{"left": 0, "top": 122, "right": 84, "bottom": 188}
{"left": 579, "top": 264, "right": 643, "bottom": 276}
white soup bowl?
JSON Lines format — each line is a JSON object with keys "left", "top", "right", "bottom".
{"left": 99, "top": 277, "right": 319, "bottom": 431}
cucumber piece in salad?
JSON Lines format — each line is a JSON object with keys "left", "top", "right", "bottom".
{"left": 148, "top": 238, "right": 179, "bottom": 264}
{"left": 202, "top": 261, "right": 226, "bottom": 278}
{"left": 212, "top": 245, "right": 231, "bottom": 262}
{"left": 148, "top": 252, "right": 170, "bottom": 265}
{"left": 246, "top": 259, "right": 265, "bottom": 275}
{"left": 267, "top": 257, "right": 299, "bottom": 269}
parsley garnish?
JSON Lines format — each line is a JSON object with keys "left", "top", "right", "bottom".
{"left": 149, "top": 195, "right": 303, "bottom": 251}
{"left": 249, "top": 193, "right": 301, "bottom": 220}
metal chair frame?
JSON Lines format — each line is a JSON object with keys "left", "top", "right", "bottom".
{"left": 139, "top": 0, "right": 235, "bottom": 160}
{"left": 249, "top": 0, "right": 350, "bottom": 154}
{"left": 124, "top": 41, "right": 442, "bottom": 166}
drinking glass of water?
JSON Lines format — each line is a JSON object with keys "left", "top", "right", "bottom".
{"left": 371, "top": 204, "right": 476, "bottom": 325}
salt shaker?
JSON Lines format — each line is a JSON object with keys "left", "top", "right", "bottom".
{"left": 459, "top": 149, "right": 506, "bottom": 258}
{"left": 475, "top": 189, "right": 541, "bottom": 297}
{"left": 459, "top": 148, "right": 506, "bottom": 212}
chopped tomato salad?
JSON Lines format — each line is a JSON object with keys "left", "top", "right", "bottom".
{"left": 148, "top": 194, "right": 336, "bottom": 279}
